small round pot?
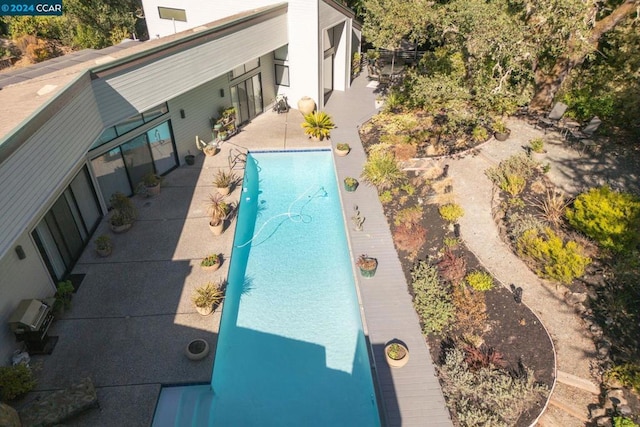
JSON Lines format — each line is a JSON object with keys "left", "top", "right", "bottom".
{"left": 96, "top": 247, "right": 112, "bottom": 257}
{"left": 344, "top": 180, "right": 359, "bottom": 192}
{"left": 297, "top": 96, "right": 316, "bottom": 116}
{"left": 185, "top": 339, "right": 210, "bottom": 361}
{"left": 195, "top": 305, "right": 214, "bottom": 316}
{"left": 185, "top": 155, "right": 195, "bottom": 165}
{"left": 209, "top": 221, "right": 225, "bottom": 236}
{"left": 359, "top": 265, "right": 377, "bottom": 278}
{"left": 335, "top": 147, "right": 350, "bottom": 157}
{"left": 146, "top": 183, "right": 160, "bottom": 197}
{"left": 110, "top": 222, "right": 133, "bottom": 234}
{"left": 384, "top": 342, "right": 409, "bottom": 368}
{"left": 217, "top": 186, "right": 231, "bottom": 196}
{"left": 201, "top": 263, "right": 221, "bottom": 272}
{"left": 494, "top": 130, "right": 510, "bottom": 141}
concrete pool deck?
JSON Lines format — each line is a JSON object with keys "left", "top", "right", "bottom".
{"left": 21, "top": 74, "right": 451, "bottom": 426}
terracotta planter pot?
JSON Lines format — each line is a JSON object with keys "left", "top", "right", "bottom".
{"left": 297, "top": 96, "right": 316, "bottom": 116}
{"left": 217, "top": 186, "right": 231, "bottom": 196}
{"left": 185, "top": 339, "right": 210, "bottom": 361}
{"left": 146, "top": 183, "right": 160, "bottom": 197}
{"left": 385, "top": 342, "right": 409, "bottom": 368}
{"left": 209, "top": 221, "right": 224, "bottom": 236}
{"left": 201, "top": 263, "right": 221, "bottom": 272}
{"left": 195, "top": 305, "right": 214, "bottom": 316}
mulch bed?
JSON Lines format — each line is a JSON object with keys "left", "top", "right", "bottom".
{"left": 375, "top": 166, "right": 555, "bottom": 426}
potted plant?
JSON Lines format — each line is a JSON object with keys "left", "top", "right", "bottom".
{"left": 184, "top": 151, "right": 195, "bottom": 165}
{"left": 356, "top": 254, "right": 378, "bottom": 278}
{"left": 493, "top": 119, "right": 511, "bottom": 141}
{"left": 529, "top": 137, "right": 546, "bottom": 159}
{"left": 54, "top": 280, "right": 74, "bottom": 314}
{"left": 335, "top": 143, "right": 351, "bottom": 157}
{"left": 192, "top": 281, "right": 224, "bottom": 315}
{"left": 196, "top": 135, "right": 219, "bottom": 156}
{"left": 207, "top": 193, "right": 232, "bottom": 235}
{"left": 137, "top": 172, "right": 161, "bottom": 197}
{"left": 301, "top": 111, "right": 335, "bottom": 141}
{"left": 109, "top": 192, "right": 136, "bottom": 233}
{"left": 344, "top": 177, "right": 359, "bottom": 192}
{"left": 384, "top": 341, "right": 410, "bottom": 368}
{"left": 213, "top": 169, "right": 237, "bottom": 196}
{"left": 200, "top": 253, "right": 222, "bottom": 271}
{"left": 94, "top": 234, "right": 112, "bottom": 257}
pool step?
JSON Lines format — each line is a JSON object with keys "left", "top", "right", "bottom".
{"left": 191, "top": 390, "right": 215, "bottom": 427}
{"left": 168, "top": 386, "right": 214, "bottom": 427}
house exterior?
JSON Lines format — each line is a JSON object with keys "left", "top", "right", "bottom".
{"left": 0, "top": 1, "right": 361, "bottom": 364}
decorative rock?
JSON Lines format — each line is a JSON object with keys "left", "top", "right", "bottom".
{"left": 597, "top": 340, "right": 611, "bottom": 359}
{"left": 566, "top": 291, "right": 588, "bottom": 305}
{"left": 0, "top": 403, "right": 21, "bottom": 427}
{"left": 596, "top": 417, "right": 612, "bottom": 427}
{"left": 606, "top": 389, "right": 626, "bottom": 406}
{"left": 574, "top": 303, "right": 588, "bottom": 314}
{"left": 617, "top": 404, "right": 632, "bottom": 416}
{"left": 589, "top": 406, "right": 606, "bottom": 419}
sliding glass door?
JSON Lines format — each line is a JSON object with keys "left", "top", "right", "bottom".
{"left": 231, "top": 74, "right": 263, "bottom": 125}
{"left": 33, "top": 167, "right": 102, "bottom": 281}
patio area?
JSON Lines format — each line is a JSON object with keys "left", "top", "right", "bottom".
{"left": 19, "top": 74, "right": 450, "bottom": 426}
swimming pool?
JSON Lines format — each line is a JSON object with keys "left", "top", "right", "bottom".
{"left": 153, "top": 150, "right": 380, "bottom": 426}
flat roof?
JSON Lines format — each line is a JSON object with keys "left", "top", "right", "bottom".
{"left": 0, "top": 4, "right": 287, "bottom": 143}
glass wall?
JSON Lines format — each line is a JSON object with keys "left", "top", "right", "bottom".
{"left": 91, "top": 121, "right": 177, "bottom": 205}
{"left": 33, "top": 167, "right": 102, "bottom": 281}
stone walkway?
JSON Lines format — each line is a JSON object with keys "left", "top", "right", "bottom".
{"left": 443, "top": 118, "right": 624, "bottom": 425}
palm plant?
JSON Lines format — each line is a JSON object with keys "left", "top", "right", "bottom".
{"left": 301, "top": 111, "right": 335, "bottom": 140}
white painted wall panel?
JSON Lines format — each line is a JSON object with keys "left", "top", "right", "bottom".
{"left": 0, "top": 79, "right": 103, "bottom": 260}
{"left": 286, "top": 0, "right": 320, "bottom": 109}
{"left": 142, "top": 0, "right": 282, "bottom": 38}
{"left": 94, "top": 13, "right": 288, "bottom": 127}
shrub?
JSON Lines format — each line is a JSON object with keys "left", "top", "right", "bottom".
{"left": 361, "top": 152, "right": 406, "bottom": 190}
{"left": 453, "top": 285, "right": 487, "bottom": 334}
{"left": 566, "top": 186, "right": 640, "bottom": 253}
{"left": 500, "top": 174, "right": 526, "bottom": 197}
{"left": 529, "top": 138, "right": 544, "bottom": 153}
{"left": 472, "top": 126, "right": 489, "bottom": 142}
{"left": 395, "top": 205, "right": 423, "bottom": 227}
{"left": 463, "top": 345, "right": 505, "bottom": 371}
{"left": 439, "top": 203, "right": 464, "bottom": 223}
{"left": 440, "top": 347, "right": 548, "bottom": 427}
{"left": 411, "top": 261, "right": 455, "bottom": 335}
{"left": 605, "top": 363, "right": 640, "bottom": 394}
{"left": 517, "top": 227, "right": 591, "bottom": 285}
{"left": 530, "top": 189, "right": 570, "bottom": 228}
{"left": 393, "top": 223, "right": 427, "bottom": 254}
{"left": 379, "top": 190, "right": 393, "bottom": 204}
{"left": 614, "top": 416, "right": 639, "bottom": 427}
{"left": 438, "top": 249, "right": 467, "bottom": 285}
{"left": 465, "top": 270, "right": 494, "bottom": 291}
{"left": 485, "top": 154, "right": 538, "bottom": 196}
{"left": 0, "top": 364, "right": 36, "bottom": 401}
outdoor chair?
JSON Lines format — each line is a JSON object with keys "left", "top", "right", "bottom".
{"left": 536, "top": 102, "right": 568, "bottom": 134}
{"left": 568, "top": 116, "right": 602, "bottom": 156}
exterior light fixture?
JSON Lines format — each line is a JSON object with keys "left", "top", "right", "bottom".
{"left": 180, "top": 109, "right": 186, "bottom": 119}
{"left": 15, "top": 245, "right": 26, "bottom": 260}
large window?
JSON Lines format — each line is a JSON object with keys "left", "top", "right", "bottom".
{"left": 231, "top": 58, "right": 260, "bottom": 79}
{"left": 275, "top": 64, "right": 289, "bottom": 86}
{"left": 92, "top": 121, "right": 177, "bottom": 204}
{"left": 90, "top": 103, "right": 168, "bottom": 151}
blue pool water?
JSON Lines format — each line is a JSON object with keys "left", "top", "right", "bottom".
{"left": 153, "top": 151, "right": 380, "bottom": 426}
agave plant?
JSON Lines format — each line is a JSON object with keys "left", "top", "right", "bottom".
{"left": 301, "top": 111, "right": 335, "bottom": 140}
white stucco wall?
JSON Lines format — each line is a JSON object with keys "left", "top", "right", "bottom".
{"left": 142, "top": 0, "right": 283, "bottom": 38}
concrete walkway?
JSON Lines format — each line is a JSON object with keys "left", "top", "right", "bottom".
{"left": 326, "top": 76, "right": 452, "bottom": 426}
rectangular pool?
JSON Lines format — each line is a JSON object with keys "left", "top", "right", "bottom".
{"left": 154, "top": 150, "right": 380, "bottom": 426}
